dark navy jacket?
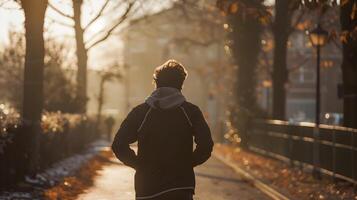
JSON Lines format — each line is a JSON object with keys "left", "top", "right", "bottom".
{"left": 111, "top": 101, "right": 213, "bottom": 199}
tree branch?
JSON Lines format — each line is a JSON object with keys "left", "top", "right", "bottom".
{"left": 83, "top": 0, "right": 110, "bottom": 31}
{"left": 48, "top": 2, "right": 74, "bottom": 20}
{"left": 289, "top": 9, "right": 306, "bottom": 34}
{"left": 331, "top": 36, "right": 342, "bottom": 50}
{"left": 288, "top": 56, "right": 310, "bottom": 72}
{"left": 0, "top": 0, "right": 21, "bottom": 10}
{"left": 47, "top": 16, "right": 74, "bottom": 28}
{"left": 86, "top": 2, "right": 134, "bottom": 50}
{"left": 260, "top": 50, "right": 273, "bottom": 77}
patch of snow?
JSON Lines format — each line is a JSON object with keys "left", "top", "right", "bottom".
{"left": 0, "top": 139, "right": 109, "bottom": 199}
{"left": 0, "top": 192, "right": 33, "bottom": 200}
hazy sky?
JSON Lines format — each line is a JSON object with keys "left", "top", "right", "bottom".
{"left": 0, "top": 3, "right": 22, "bottom": 45}
{"left": 0, "top": 0, "right": 170, "bottom": 69}
{"left": 0, "top": 0, "right": 274, "bottom": 45}
{"left": 0, "top": 0, "right": 126, "bottom": 44}
{"left": 0, "top": 1, "right": 114, "bottom": 70}
{"left": 0, "top": 0, "right": 276, "bottom": 69}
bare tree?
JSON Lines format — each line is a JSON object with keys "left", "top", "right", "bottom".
{"left": 48, "top": 0, "right": 137, "bottom": 113}
{"left": 19, "top": 0, "right": 48, "bottom": 174}
{"left": 340, "top": 0, "right": 357, "bottom": 128}
{"left": 271, "top": 0, "right": 302, "bottom": 120}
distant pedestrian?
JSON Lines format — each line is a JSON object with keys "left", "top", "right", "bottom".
{"left": 105, "top": 116, "right": 115, "bottom": 141}
{"left": 112, "top": 60, "right": 213, "bottom": 200}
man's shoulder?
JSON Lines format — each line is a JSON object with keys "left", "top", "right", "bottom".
{"left": 125, "top": 103, "right": 151, "bottom": 122}
{"left": 131, "top": 103, "right": 150, "bottom": 112}
{"left": 182, "top": 101, "right": 201, "bottom": 113}
{"left": 130, "top": 101, "right": 201, "bottom": 114}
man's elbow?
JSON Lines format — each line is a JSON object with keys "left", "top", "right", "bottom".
{"left": 204, "top": 138, "right": 214, "bottom": 156}
{"left": 192, "top": 143, "right": 213, "bottom": 167}
{"left": 198, "top": 137, "right": 214, "bottom": 155}
{"left": 207, "top": 141, "right": 214, "bottom": 159}
{"left": 201, "top": 140, "right": 214, "bottom": 159}
{"left": 208, "top": 139, "right": 214, "bottom": 152}
{"left": 111, "top": 141, "right": 122, "bottom": 159}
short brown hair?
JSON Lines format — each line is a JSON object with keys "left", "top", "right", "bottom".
{"left": 153, "top": 59, "right": 187, "bottom": 90}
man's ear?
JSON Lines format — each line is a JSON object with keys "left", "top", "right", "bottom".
{"left": 152, "top": 79, "right": 157, "bottom": 88}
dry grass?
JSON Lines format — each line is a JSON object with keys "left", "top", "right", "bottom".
{"left": 215, "top": 144, "right": 357, "bottom": 200}
{"left": 43, "top": 150, "right": 114, "bottom": 200}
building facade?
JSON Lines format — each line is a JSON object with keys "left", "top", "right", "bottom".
{"left": 121, "top": 4, "right": 233, "bottom": 140}
{"left": 257, "top": 8, "right": 343, "bottom": 124}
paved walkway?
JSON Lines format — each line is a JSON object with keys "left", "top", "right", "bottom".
{"left": 77, "top": 154, "right": 270, "bottom": 200}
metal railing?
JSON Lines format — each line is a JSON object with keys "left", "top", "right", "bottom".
{"left": 247, "top": 119, "right": 357, "bottom": 184}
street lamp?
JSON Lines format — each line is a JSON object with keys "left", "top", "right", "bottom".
{"left": 308, "top": 23, "right": 328, "bottom": 179}
{"left": 309, "top": 24, "right": 328, "bottom": 126}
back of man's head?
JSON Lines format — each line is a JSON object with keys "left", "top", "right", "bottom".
{"left": 153, "top": 59, "right": 187, "bottom": 90}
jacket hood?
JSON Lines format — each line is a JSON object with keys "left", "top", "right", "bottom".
{"left": 145, "top": 87, "right": 186, "bottom": 109}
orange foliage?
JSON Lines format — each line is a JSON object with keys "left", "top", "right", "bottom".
{"left": 43, "top": 150, "right": 113, "bottom": 200}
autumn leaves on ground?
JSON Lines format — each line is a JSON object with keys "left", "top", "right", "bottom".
{"left": 44, "top": 150, "right": 113, "bottom": 200}
{"left": 41, "top": 144, "right": 357, "bottom": 200}
{"left": 215, "top": 144, "right": 357, "bottom": 200}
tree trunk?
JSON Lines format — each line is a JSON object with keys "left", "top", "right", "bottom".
{"left": 228, "top": 2, "right": 263, "bottom": 147}
{"left": 340, "top": 1, "right": 357, "bottom": 128}
{"left": 272, "top": 0, "right": 292, "bottom": 120}
{"left": 21, "top": 0, "right": 47, "bottom": 174}
{"left": 73, "top": 0, "right": 88, "bottom": 113}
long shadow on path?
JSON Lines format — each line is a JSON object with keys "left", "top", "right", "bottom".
{"left": 77, "top": 154, "right": 270, "bottom": 200}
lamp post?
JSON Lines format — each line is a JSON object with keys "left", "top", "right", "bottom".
{"left": 308, "top": 23, "right": 328, "bottom": 179}
{"left": 309, "top": 24, "right": 328, "bottom": 125}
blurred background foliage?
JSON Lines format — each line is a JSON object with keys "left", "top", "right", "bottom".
{"left": 0, "top": 31, "right": 79, "bottom": 113}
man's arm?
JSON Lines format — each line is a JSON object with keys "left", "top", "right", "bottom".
{"left": 111, "top": 107, "right": 142, "bottom": 169}
{"left": 191, "top": 106, "right": 214, "bottom": 167}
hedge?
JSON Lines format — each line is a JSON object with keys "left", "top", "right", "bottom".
{"left": 0, "top": 105, "right": 97, "bottom": 188}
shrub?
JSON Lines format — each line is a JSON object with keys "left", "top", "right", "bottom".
{"left": 0, "top": 104, "right": 97, "bottom": 188}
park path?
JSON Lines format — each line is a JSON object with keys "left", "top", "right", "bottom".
{"left": 77, "top": 152, "right": 270, "bottom": 200}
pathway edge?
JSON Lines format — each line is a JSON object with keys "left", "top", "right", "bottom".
{"left": 212, "top": 151, "right": 291, "bottom": 200}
